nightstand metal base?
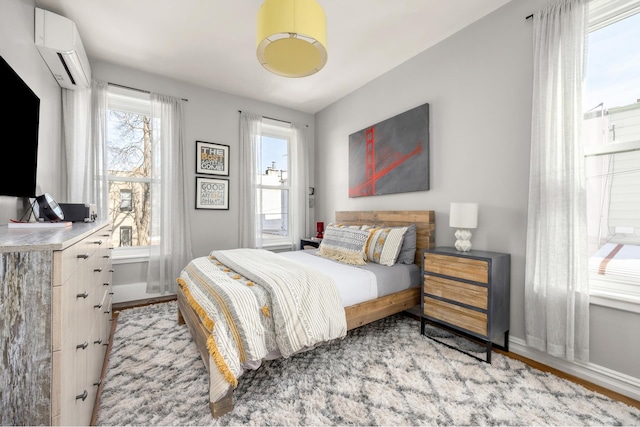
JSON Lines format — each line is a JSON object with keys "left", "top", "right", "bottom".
{"left": 420, "top": 318, "right": 509, "bottom": 364}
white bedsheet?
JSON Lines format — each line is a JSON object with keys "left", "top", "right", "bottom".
{"left": 278, "top": 250, "right": 377, "bottom": 306}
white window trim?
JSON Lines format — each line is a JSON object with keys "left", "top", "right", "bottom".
{"left": 108, "top": 86, "right": 152, "bottom": 262}
{"left": 258, "top": 119, "right": 293, "bottom": 247}
{"left": 590, "top": 290, "right": 640, "bottom": 314}
{"left": 584, "top": 4, "right": 640, "bottom": 308}
{"left": 112, "top": 246, "right": 150, "bottom": 264}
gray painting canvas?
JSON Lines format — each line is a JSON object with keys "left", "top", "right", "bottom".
{"left": 348, "top": 103, "right": 429, "bottom": 197}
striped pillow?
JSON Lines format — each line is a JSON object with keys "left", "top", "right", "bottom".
{"left": 318, "top": 225, "right": 369, "bottom": 265}
{"left": 365, "top": 227, "right": 408, "bottom": 266}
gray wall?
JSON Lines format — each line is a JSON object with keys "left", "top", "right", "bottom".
{"left": 314, "top": 0, "right": 640, "bottom": 394}
{"left": 91, "top": 61, "right": 316, "bottom": 299}
{"left": 0, "top": 0, "right": 64, "bottom": 221}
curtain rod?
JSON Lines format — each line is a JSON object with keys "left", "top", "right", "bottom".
{"left": 238, "top": 110, "right": 308, "bottom": 127}
{"left": 108, "top": 82, "right": 189, "bottom": 102}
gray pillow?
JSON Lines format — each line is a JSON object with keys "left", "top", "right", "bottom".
{"left": 396, "top": 224, "right": 417, "bottom": 264}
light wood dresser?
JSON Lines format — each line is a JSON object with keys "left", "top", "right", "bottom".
{"left": 0, "top": 221, "right": 113, "bottom": 425}
{"left": 421, "top": 247, "right": 510, "bottom": 363}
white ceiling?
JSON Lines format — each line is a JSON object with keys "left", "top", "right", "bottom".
{"left": 35, "top": 0, "right": 512, "bottom": 114}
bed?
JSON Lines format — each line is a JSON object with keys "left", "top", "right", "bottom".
{"left": 588, "top": 242, "right": 640, "bottom": 297}
{"left": 176, "top": 210, "right": 435, "bottom": 417}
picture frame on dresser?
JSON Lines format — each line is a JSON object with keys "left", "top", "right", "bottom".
{"left": 420, "top": 247, "right": 510, "bottom": 363}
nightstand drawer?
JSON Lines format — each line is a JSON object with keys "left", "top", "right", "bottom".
{"left": 423, "top": 253, "right": 489, "bottom": 283}
{"left": 424, "top": 276, "right": 488, "bottom": 309}
{"left": 423, "top": 296, "right": 487, "bottom": 336}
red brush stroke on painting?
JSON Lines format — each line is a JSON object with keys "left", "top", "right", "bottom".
{"left": 349, "top": 125, "right": 423, "bottom": 197}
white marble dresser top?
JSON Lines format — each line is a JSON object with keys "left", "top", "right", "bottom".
{"left": 0, "top": 221, "right": 110, "bottom": 252}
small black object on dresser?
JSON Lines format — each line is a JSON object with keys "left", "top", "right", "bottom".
{"left": 421, "top": 247, "right": 510, "bottom": 363}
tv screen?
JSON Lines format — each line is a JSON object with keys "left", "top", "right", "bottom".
{"left": 0, "top": 55, "right": 40, "bottom": 198}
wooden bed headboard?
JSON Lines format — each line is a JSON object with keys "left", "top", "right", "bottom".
{"left": 334, "top": 210, "right": 435, "bottom": 265}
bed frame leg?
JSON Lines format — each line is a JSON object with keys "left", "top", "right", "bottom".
{"left": 177, "top": 306, "right": 185, "bottom": 325}
{"left": 210, "top": 389, "right": 234, "bottom": 418}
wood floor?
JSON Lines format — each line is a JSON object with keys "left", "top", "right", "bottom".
{"left": 90, "top": 296, "right": 639, "bottom": 426}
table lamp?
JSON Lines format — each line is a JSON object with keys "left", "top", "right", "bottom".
{"left": 449, "top": 202, "right": 478, "bottom": 252}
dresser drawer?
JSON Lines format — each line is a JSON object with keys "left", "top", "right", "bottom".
{"left": 423, "top": 252, "right": 489, "bottom": 283}
{"left": 423, "top": 296, "right": 487, "bottom": 336}
{"left": 424, "top": 275, "right": 488, "bottom": 309}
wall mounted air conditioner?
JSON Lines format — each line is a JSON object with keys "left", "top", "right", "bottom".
{"left": 35, "top": 8, "right": 91, "bottom": 90}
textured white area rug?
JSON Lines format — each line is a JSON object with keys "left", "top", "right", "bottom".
{"left": 96, "top": 302, "right": 640, "bottom": 426}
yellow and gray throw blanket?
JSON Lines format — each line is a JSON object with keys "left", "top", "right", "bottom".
{"left": 177, "top": 248, "right": 347, "bottom": 402}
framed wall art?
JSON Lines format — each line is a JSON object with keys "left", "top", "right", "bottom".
{"left": 196, "top": 177, "right": 229, "bottom": 210}
{"left": 196, "top": 141, "right": 229, "bottom": 176}
{"left": 348, "top": 103, "right": 430, "bottom": 197}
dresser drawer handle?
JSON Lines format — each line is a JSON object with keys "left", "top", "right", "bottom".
{"left": 94, "top": 268, "right": 102, "bottom": 272}
{"left": 103, "top": 340, "right": 110, "bottom": 346}
{"left": 94, "top": 338, "right": 102, "bottom": 345}
{"left": 93, "top": 240, "right": 103, "bottom": 245}
{"left": 93, "top": 379, "right": 102, "bottom": 387}
{"left": 103, "top": 282, "right": 110, "bottom": 286}
{"left": 76, "top": 291, "right": 89, "bottom": 299}
{"left": 109, "top": 269, "right": 115, "bottom": 273}
{"left": 76, "top": 341, "right": 88, "bottom": 350}
{"left": 77, "top": 254, "right": 90, "bottom": 259}
{"left": 76, "top": 390, "right": 88, "bottom": 401}
{"left": 103, "top": 255, "right": 110, "bottom": 259}
{"left": 104, "top": 310, "right": 111, "bottom": 315}
{"left": 94, "top": 303, "right": 102, "bottom": 309}
{"left": 108, "top": 292, "right": 114, "bottom": 295}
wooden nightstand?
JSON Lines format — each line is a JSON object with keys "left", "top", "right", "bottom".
{"left": 300, "top": 237, "right": 322, "bottom": 250}
{"left": 421, "top": 247, "right": 510, "bottom": 363}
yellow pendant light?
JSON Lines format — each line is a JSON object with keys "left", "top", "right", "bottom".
{"left": 257, "top": 0, "right": 328, "bottom": 78}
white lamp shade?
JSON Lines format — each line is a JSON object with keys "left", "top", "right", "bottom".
{"left": 449, "top": 202, "right": 478, "bottom": 229}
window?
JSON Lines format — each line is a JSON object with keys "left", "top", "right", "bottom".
{"left": 107, "top": 86, "right": 152, "bottom": 257}
{"left": 120, "top": 189, "right": 132, "bottom": 211}
{"left": 257, "top": 120, "right": 291, "bottom": 247}
{"left": 119, "top": 226, "right": 133, "bottom": 247}
{"left": 583, "top": 1, "right": 640, "bottom": 306}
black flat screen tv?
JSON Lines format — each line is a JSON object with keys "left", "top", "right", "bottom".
{"left": 0, "top": 55, "right": 40, "bottom": 198}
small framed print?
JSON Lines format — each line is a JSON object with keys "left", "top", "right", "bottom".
{"left": 196, "top": 141, "right": 229, "bottom": 176}
{"left": 196, "top": 177, "right": 229, "bottom": 210}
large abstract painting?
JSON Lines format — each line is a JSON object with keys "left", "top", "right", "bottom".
{"left": 349, "top": 103, "right": 429, "bottom": 198}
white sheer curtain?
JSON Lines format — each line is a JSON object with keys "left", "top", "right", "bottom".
{"left": 525, "top": 0, "right": 590, "bottom": 362}
{"left": 238, "top": 112, "right": 309, "bottom": 249}
{"left": 146, "top": 93, "right": 193, "bottom": 294}
{"left": 62, "top": 79, "right": 108, "bottom": 220}
{"left": 290, "top": 122, "right": 310, "bottom": 247}
{"left": 238, "top": 111, "right": 262, "bottom": 248}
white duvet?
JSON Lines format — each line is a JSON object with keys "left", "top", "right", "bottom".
{"left": 278, "top": 250, "right": 378, "bottom": 306}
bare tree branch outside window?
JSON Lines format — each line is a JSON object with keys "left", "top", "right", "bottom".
{"left": 107, "top": 110, "right": 152, "bottom": 247}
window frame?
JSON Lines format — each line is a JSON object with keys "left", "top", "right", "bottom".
{"left": 583, "top": 2, "right": 640, "bottom": 311}
{"left": 107, "top": 86, "right": 152, "bottom": 262}
{"left": 257, "top": 120, "right": 293, "bottom": 249}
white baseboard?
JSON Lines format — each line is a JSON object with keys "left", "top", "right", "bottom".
{"left": 112, "top": 282, "right": 175, "bottom": 304}
{"left": 509, "top": 336, "right": 640, "bottom": 401}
